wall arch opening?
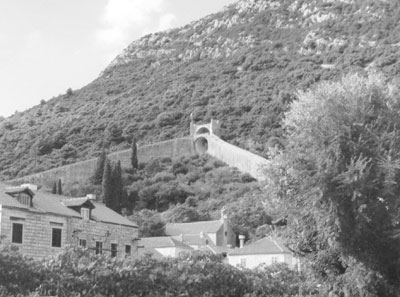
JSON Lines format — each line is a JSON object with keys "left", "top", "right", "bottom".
{"left": 196, "top": 127, "right": 210, "bottom": 135}
{"left": 195, "top": 137, "right": 208, "bottom": 155}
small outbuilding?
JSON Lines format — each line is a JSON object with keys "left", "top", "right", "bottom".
{"left": 228, "top": 237, "right": 297, "bottom": 269}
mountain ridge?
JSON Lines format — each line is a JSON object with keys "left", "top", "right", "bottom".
{"left": 0, "top": 0, "right": 399, "bottom": 180}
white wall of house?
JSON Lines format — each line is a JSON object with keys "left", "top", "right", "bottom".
{"left": 155, "top": 246, "right": 191, "bottom": 257}
{"left": 207, "top": 233, "right": 217, "bottom": 245}
{"left": 228, "top": 253, "right": 293, "bottom": 269}
{"left": 155, "top": 247, "right": 176, "bottom": 257}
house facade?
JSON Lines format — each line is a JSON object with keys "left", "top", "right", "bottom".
{"left": 228, "top": 237, "right": 297, "bottom": 269}
{"left": 0, "top": 183, "right": 138, "bottom": 259}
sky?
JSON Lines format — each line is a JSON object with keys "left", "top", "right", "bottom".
{"left": 0, "top": 0, "right": 237, "bottom": 118}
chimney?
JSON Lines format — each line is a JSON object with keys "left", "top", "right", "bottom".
{"left": 21, "top": 184, "right": 38, "bottom": 191}
{"left": 86, "top": 194, "right": 96, "bottom": 200}
{"left": 220, "top": 207, "right": 227, "bottom": 222}
{"left": 239, "top": 235, "right": 245, "bottom": 248}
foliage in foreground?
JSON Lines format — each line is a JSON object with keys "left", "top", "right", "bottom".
{"left": 267, "top": 72, "right": 400, "bottom": 296}
{"left": 0, "top": 247, "right": 312, "bottom": 297}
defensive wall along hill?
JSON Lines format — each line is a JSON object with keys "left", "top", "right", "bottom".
{"left": 7, "top": 138, "right": 194, "bottom": 188}
{"left": 7, "top": 120, "right": 270, "bottom": 188}
{"left": 202, "top": 134, "right": 269, "bottom": 181}
{"left": 191, "top": 120, "right": 269, "bottom": 181}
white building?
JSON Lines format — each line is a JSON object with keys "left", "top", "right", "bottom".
{"left": 137, "top": 237, "right": 193, "bottom": 258}
{"left": 228, "top": 237, "right": 297, "bottom": 269}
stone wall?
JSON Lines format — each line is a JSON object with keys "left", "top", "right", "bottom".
{"left": 8, "top": 137, "right": 194, "bottom": 188}
{"left": 206, "top": 135, "right": 270, "bottom": 181}
{"left": 69, "top": 217, "right": 138, "bottom": 258}
{"left": 7, "top": 132, "right": 270, "bottom": 188}
{"left": 0, "top": 205, "right": 138, "bottom": 259}
{"left": 0, "top": 206, "right": 69, "bottom": 259}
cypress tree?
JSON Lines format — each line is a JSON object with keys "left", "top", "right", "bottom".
{"left": 102, "top": 160, "right": 113, "bottom": 208}
{"left": 57, "top": 179, "right": 62, "bottom": 195}
{"left": 111, "top": 160, "right": 123, "bottom": 212}
{"left": 52, "top": 181, "right": 57, "bottom": 194}
{"left": 131, "top": 137, "right": 138, "bottom": 170}
{"left": 120, "top": 189, "right": 129, "bottom": 214}
{"left": 93, "top": 149, "right": 107, "bottom": 185}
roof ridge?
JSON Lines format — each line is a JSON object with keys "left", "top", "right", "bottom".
{"left": 170, "top": 237, "right": 190, "bottom": 246}
{"left": 167, "top": 219, "right": 221, "bottom": 225}
{"left": 63, "top": 197, "right": 88, "bottom": 201}
{"left": 272, "top": 238, "right": 284, "bottom": 252}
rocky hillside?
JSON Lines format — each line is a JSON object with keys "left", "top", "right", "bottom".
{"left": 1, "top": 0, "right": 400, "bottom": 180}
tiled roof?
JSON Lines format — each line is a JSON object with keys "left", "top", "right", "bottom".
{"left": 139, "top": 237, "right": 193, "bottom": 249}
{"left": 229, "top": 237, "right": 292, "bottom": 256}
{"left": 5, "top": 186, "right": 35, "bottom": 197}
{"left": 165, "top": 220, "right": 222, "bottom": 235}
{"left": 171, "top": 234, "right": 206, "bottom": 246}
{"left": 171, "top": 233, "right": 216, "bottom": 247}
{"left": 207, "top": 245, "right": 230, "bottom": 254}
{"left": 0, "top": 183, "right": 137, "bottom": 228}
{"left": 0, "top": 184, "right": 30, "bottom": 208}
{"left": 90, "top": 201, "right": 137, "bottom": 227}
{"left": 0, "top": 183, "right": 78, "bottom": 217}
{"left": 62, "top": 197, "right": 94, "bottom": 208}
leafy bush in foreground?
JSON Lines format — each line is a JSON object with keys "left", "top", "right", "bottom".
{"left": 0, "top": 247, "right": 312, "bottom": 297}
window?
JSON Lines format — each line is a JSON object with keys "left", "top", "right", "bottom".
{"left": 79, "top": 239, "right": 87, "bottom": 248}
{"left": 81, "top": 208, "right": 90, "bottom": 220}
{"left": 240, "top": 258, "right": 246, "bottom": 268}
{"left": 111, "top": 243, "right": 118, "bottom": 257}
{"left": 96, "top": 241, "right": 102, "bottom": 254}
{"left": 125, "top": 245, "right": 131, "bottom": 256}
{"left": 17, "top": 193, "right": 32, "bottom": 207}
{"left": 271, "top": 256, "right": 278, "bottom": 264}
{"left": 224, "top": 231, "right": 228, "bottom": 237}
{"left": 52, "top": 228, "right": 62, "bottom": 247}
{"left": 12, "top": 223, "right": 23, "bottom": 244}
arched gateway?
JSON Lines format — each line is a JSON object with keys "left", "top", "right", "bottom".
{"left": 190, "top": 119, "right": 220, "bottom": 155}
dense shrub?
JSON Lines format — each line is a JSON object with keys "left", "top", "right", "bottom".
{"left": 0, "top": 247, "right": 314, "bottom": 297}
{"left": 156, "top": 111, "right": 183, "bottom": 127}
{"left": 0, "top": 250, "right": 46, "bottom": 296}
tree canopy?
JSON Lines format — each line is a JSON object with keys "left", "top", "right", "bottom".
{"left": 269, "top": 72, "right": 400, "bottom": 296}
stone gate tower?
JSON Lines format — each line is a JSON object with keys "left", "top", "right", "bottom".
{"left": 190, "top": 117, "right": 221, "bottom": 155}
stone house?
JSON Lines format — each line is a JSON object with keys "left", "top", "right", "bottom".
{"left": 165, "top": 208, "right": 236, "bottom": 250}
{"left": 227, "top": 237, "right": 297, "bottom": 269}
{"left": 0, "top": 183, "right": 138, "bottom": 259}
{"left": 138, "top": 209, "right": 236, "bottom": 258}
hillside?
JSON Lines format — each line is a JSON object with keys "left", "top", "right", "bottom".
{"left": 1, "top": 0, "right": 400, "bottom": 180}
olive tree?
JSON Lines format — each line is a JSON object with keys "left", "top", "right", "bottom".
{"left": 268, "top": 72, "right": 400, "bottom": 296}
